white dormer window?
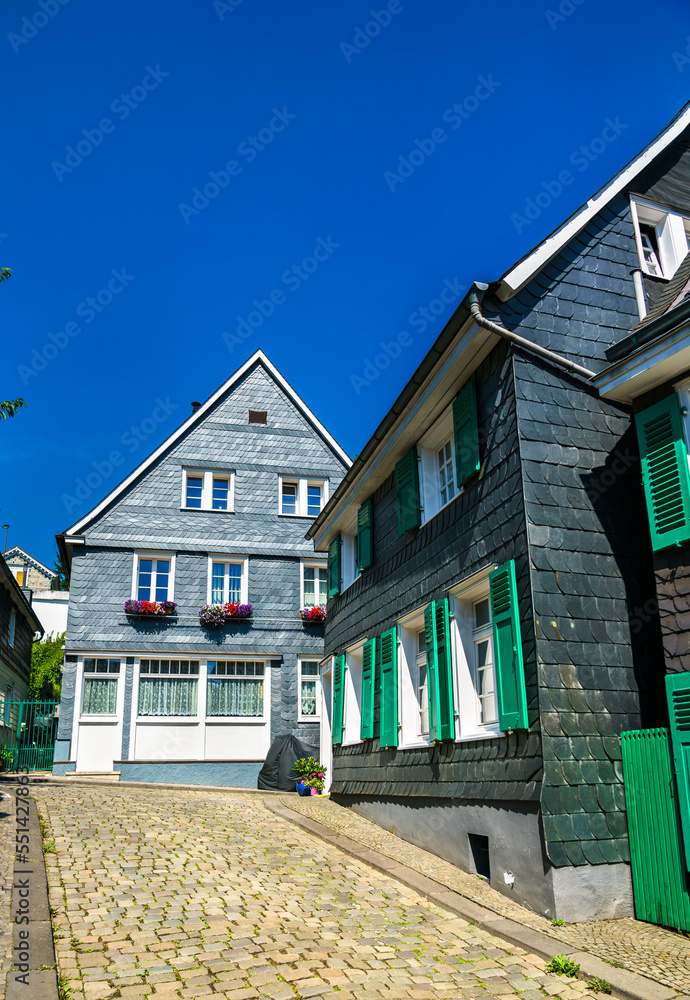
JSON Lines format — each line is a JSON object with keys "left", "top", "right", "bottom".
{"left": 631, "top": 198, "right": 690, "bottom": 280}
{"left": 182, "top": 469, "right": 234, "bottom": 512}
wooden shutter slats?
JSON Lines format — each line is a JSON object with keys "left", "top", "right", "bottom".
{"left": 379, "top": 627, "right": 398, "bottom": 748}
{"left": 332, "top": 654, "right": 345, "bottom": 745}
{"left": 357, "top": 499, "right": 374, "bottom": 572}
{"left": 328, "top": 535, "right": 341, "bottom": 598}
{"left": 635, "top": 397, "right": 690, "bottom": 551}
{"left": 666, "top": 672, "right": 690, "bottom": 868}
{"left": 489, "top": 560, "right": 528, "bottom": 732}
{"left": 453, "top": 378, "right": 480, "bottom": 488}
{"left": 360, "top": 637, "right": 376, "bottom": 740}
{"left": 395, "top": 447, "right": 421, "bottom": 536}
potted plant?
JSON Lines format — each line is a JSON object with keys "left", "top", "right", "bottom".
{"left": 300, "top": 605, "right": 326, "bottom": 624}
{"left": 124, "top": 600, "right": 177, "bottom": 617}
{"left": 223, "top": 602, "right": 253, "bottom": 619}
{"left": 198, "top": 603, "right": 253, "bottom": 627}
{"left": 293, "top": 755, "right": 327, "bottom": 795}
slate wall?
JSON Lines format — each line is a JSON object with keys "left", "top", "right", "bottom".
{"left": 0, "top": 579, "right": 34, "bottom": 696}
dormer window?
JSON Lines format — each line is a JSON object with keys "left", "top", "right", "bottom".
{"left": 631, "top": 198, "right": 690, "bottom": 280}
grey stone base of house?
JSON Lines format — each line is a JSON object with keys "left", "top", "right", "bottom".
{"left": 52, "top": 762, "right": 76, "bottom": 775}
{"left": 115, "top": 760, "right": 263, "bottom": 787}
{"left": 336, "top": 793, "right": 633, "bottom": 922}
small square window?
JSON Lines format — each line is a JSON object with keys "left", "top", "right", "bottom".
{"left": 279, "top": 478, "right": 328, "bottom": 517}
{"left": 183, "top": 470, "right": 234, "bottom": 512}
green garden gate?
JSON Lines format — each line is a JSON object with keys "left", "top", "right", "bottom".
{"left": 621, "top": 727, "right": 690, "bottom": 931}
{"left": 0, "top": 700, "right": 60, "bottom": 771}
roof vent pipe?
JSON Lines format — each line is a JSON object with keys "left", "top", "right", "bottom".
{"left": 469, "top": 282, "right": 596, "bottom": 380}
{"left": 191, "top": 401, "right": 201, "bottom": 413}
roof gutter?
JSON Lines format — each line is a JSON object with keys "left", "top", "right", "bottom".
{"left": 605, "top": 295, "right": 690, "bottom": 363}
{"left": 469, "top": 283, "right": 596, "bottom": 380}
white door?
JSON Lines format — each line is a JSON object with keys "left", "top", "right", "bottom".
{"left": 320, "top": 664, "right": 333, "bottom": 792}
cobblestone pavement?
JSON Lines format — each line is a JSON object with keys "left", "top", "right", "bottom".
{"left": 0, "top": 787, "right": 15, "bottom": 993}
{"left": 31, "top": 784, "right": 608, "bottom": 1000}
{"left": 282, "top": 794, "right": 690, "bottom": 994}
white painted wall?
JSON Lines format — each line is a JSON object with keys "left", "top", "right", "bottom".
{"left": 31, "top": 591, "right": 68, "bottom": 638}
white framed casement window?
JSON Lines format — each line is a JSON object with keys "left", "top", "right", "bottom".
{"left": 182, "top": 469, "right": 235, "bottom": 512}
{"left": 301, "top": 562, "right": 328, "bottom": 607}
{"left": 418, "top": 404, "right": 457, "bottom": 524}
{"left": 449, "top": 568, "right": 501, "bottom": 741}
{"left": 342, "top": 643, "right": 363, "bottom": 745}
{"left": 8, "top": 609, "right": 16, "bottom": 648}
{"left": 278, "top": 477, "right": 328, "bottom": 517}
{"left": 631, "top": 198, "right": 690, "bottom": 280}
{"left": 81, "top": 658, "right": 121, "bottom": 717}
{"left": 397, "top": 609, "right": 432, "bottom": 749}
{"left": 207, "top": 556, "right": 248, "bottom": 605}
{"left": 132, "top": 553, "right": 175, "bottom": 602}
{"left": 206, "top": 660, "right": 266, "bottom": 718}
{"left": 298, "top": 659, "right": 320, "bottom": 720}
{"left": 137, "top": 658, "right": 199, "bottom": 717}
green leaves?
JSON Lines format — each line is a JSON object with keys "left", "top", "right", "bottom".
{"left": 0, "top": 398, "right": 26, "bottom": 420}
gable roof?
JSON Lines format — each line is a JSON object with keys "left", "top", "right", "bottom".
{"left": 2, "top": 546, "right": 56, "bottom": 578}
{"left": 62, "top": 350, "right": 351, "bottom": 539}
{"left": 497, "top": 101, "right": 690, "bottom": 301}
{"left": 0, "top": 553, "right": 44, "bottom": 634}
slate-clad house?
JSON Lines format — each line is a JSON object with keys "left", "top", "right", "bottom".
{"left": 53, "top": 352, "right": 349, "bottom": 784}
{"left": 308, "top": 104, "right": 690, "bottom": 921}
{"left": 0, "top": 552, "right": 43, "bottom": 707}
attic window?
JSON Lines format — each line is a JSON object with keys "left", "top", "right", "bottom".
{"left": 631, "top": 198, "right": 690, "bottom": 280}
{"left": 249, "top": 410, "right": 267, "bottom": 425}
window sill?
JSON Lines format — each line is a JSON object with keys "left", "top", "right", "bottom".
{"left": 420, "top": 492, "right": 459, "bottom": 527}
{"left": 456, "top": 726, "right": 502, "bottom": 743}
{"left": 398, "top": 738, "right": 432, "bottom": 750}
{"left": 180, "top": 507, "right": 235, "bottom": 513}
{"left": 205, "top": 717, "right": 267, "bottom": 723}
{"left": 341, "top": 738, "right": 363, "bottom": 747}
{"left": 278, "top": 512, "right": 319, "bottom": 519}
{"left": 135, "top": 717, "right": 199, "bottom": 723}
{"left": 79, "top": 716, "right": 118, "bottom": 723}
{"left": 298, "top": 716, "right": 320, "bottom": 723}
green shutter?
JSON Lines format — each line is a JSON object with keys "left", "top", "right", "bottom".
{"left": 395, "top": 447, "right": 421, "bottom": 536}
{"left": 332, "top": 655, "right": 345, "bottom": 745}
{"left": 424, "top": 599, "right": 455, "bottom": 742}
{"left": 360, "top": 637, "right": 376, "bottom": 740}
{"left": 357, "top": 499, "right": 374, "bottom": 572}
{"left": 489, "top": 560, "right": 528, "bottom": 731}
{"left": 328, "top": 534, "right": 341, "bottom": 598}
{"left": 453, "top": 378, "right": 480, "bottom": 487}
{"left": 635, "top": 396, "right": 690, "bottom": 552}
{"left": 379, "top": 627, "right": 398, "bottom": 748}
{"left": 666, "top": 672, "right": 690, "bottom": 867}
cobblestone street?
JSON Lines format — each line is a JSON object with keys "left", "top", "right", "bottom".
{"left": 22, "top": 785, "right": 611, "bottom": 1000}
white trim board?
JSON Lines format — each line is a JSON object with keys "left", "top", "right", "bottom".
{"left": 63, "top": 351, "right": 351, "bottom": 538}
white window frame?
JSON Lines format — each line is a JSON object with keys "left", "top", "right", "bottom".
{"left": 207, "top": 555, "right": 249, "bottom": 605}
{"left": 397, "top": 609, "right": 432, "bottom": 750}
{"left": 449, "top": 567, "right": 502, "bottom": 743}
{"left": 340, "top": 514, "right": 359, "bottom": 591}
{"left": 278, "top": 476, "right": 329, "bottom": 517}
{"left": 342, "top": 641, "right": 363, "bottom": 745}
{"left": 205, "top": 658, "right": 268, "bottom": 722}
{"left": 181, "top": 469, "right": 235, "bottom": 512}
{"left": 418, "top": 404, "right": 457, "bottom": 525}
{"left": 8, "top": 608, "right": 16, "bottom": 648}
{"left": 301, "top": 561, "right": 328, "bottom": 608}
{"left": 631, "top": 197, "right": 690, "bottom": 280}
{"left": 79, "top": 657, "right": 123, "bottom": 721}
{"left": 131, "top": 552, "right": 176, "bottom": 602}
{"left": 298, "top": 658, "right": 321, "bottom": 721}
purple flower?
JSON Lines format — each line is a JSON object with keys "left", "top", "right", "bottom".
{"left": 236, "top": 604, "right": 253, "bottom": 618}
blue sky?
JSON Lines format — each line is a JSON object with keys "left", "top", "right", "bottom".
{"left": 1, "top": 0, "right": 689, "bottom": 567}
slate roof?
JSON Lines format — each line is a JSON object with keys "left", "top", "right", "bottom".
{"left": 634, "top": 251, "right": 690, "bottom": 330}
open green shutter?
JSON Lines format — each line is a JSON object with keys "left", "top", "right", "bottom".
{"left": 332, "top": 655, "right": 345, "bottom": 745}
{"left": 666, "top": 672, "right": 690, "bottom": 867}
{"left": 379, "top": 627, "right": 398, "bottom": 748}
{"left": 424, "top": 600, "right": 455, "bottom": 742}
{"left": 360, "top": 637, "right": 376, "bottom": 740}
{"left": 328, "top": 534, "right": 341, "bottom": 598}
{"left": 357, "top": 499, "right": 374, "bottom": 572}
{"left": 453, "top": 378, "right": 480, "bottom": 487}
{"left": 395, "top": 447, "right": 421, "bottom": 536}
{"left": 635, "top": 396, "right": 690, "bottom": 552}
{"left": 489, "top": 560, "right": 528, "bottom": 731}
{"left": 424, "top": 603, "right": 441, "bottom": 742}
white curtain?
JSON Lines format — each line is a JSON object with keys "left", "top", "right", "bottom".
{"left": 138, "top": 678, "right": 198, "bottom": 716}
{"left": 83, "top": 679, "right": 117, "bottom": 714}
{"left": 207, "top": 679, "right": 263, "bottom": 716}
{"left": 301, "top": 680, "right": 317, "bottom": 716}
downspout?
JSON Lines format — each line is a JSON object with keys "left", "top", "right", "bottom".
{"left": 469, "top": 282, "right": 596, "bottom": 380}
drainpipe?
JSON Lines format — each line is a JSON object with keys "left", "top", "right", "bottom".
{"left": 631, "top": 268, "right": 648, "bottom": 322}
{"left": 469, "top": 283, "right": 596, "bottom": 380}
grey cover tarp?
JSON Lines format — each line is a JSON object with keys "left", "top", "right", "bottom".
{"left": 257, "top": 734, "right": 318, "bottom": 791}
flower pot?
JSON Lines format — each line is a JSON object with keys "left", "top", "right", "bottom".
{"left": 296, "top": 781, "right": 310, "bottom": 796}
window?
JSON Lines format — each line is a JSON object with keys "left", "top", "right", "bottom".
{"left": 398, "top": 614, "right": 431, "bottom": 748}
{"left": 342, "top": 646, "right": 362, "bottom": 744}
{"left": 299, "top": 660, "right": 319, "bottom": 719}
{"left": 302, "top": 564, "right": 328, "bottom": 607}
{"left": 135, "top": 555, "right": 173, "bottom": 602}
{"left": 208, "top": 558, "right": 247, "bottom": 605}
{"left": 450, "top": 572, "right": 501, "bottom": 740}
{"left": 82, "top": 658, "right": 120, "bottom": 716}
{"left": 416, "top": 630, "right": 429, "bottom": 735}
{"left": 8, "top": 565, "right": 24, "bottom": 585}
{"left": 206, "top": 660, "right": 264, "bottom": 717}
{"left": 631, "top": 198, "right": 690, "bottom": 280}
{"left": 418, "top": 406, "right": 456, "bottom": 523}
{"left": 182, "top": 469, "right": 234, "bottom": 511}
{"left": 437, "top": 441, "right": 455, "bottom": 506}
{"left": 471, "top": 598, "right": 497, "bottom": 725}
{"left": 138, "top": 659, "right": 199, "bottom": 717}
{"left": 279, "top": 477, "right": 328, "bottom": 517}
{"left": 8, "top": 609, "right": 16, "bottom": 648}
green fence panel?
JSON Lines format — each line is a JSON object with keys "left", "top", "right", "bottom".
{"left": 621, "top": 727, "right": 690, "bottom": 932}
{"left": 0, "top": 700, "right": 59, "bottom": 772}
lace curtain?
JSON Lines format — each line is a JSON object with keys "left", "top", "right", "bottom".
{"left": 138, "top": 678, "right": 198, "bottom": 717}
{"left": 82, "top": 679, "right": 117, "bottom": 714}
{"left": 207, "top": 678, "right": 263, "bottom": 717}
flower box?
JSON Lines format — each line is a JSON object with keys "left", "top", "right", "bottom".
{"left": 124, "top": 600, "right": 177, "bottom": 617}
{"left": 300, "top": 606, "right": 326, "bottom": 624}
{"left": 198, "top": 603, "right": 253, "bottom": 627}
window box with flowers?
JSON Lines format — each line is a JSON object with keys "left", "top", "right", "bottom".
{"left": 300, "top": 605, "right": 326, "bottom": 624}
{"left": 124, "top": 600, "right": 177, "bottom": 617}
{"left": 198, "top": 602, "right": 253, "bottom": 627}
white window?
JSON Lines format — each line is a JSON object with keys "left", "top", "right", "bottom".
{"left": 82, "top": 658, "right": 120, "bottom": 716}
{"left": 279, "top": 477, "right": 328, "bottom": 517}
{"left": 8, "top": 609, "right": 16, "bottom": 648}
{"left": 416, "top": 630, "right": 430, "bottom": 735}
{"left": 206, "top": 660, "right": 265, "bottom": 718}
{"left": 301, "top": 563, "right": 328, "bottom": 607}
{"left": 342, "top": 645, "right": 362, "bottom": 744}
{"left": 397, "top": 613, "right": 432, "bottom": 748}
{"left": 631, "top": 198, "right": 690, "bottom": 280}
{"left": 133, "top": 554, "right": 174, "bottom": 602}
{"left": 138, "top": 658, "right": 199, "bottom": 717}
{"left": 182, "top": 469, "right": 234, "bottom": 511}
{"left": 299, "top": 660, "right": 320, "bottom": 720}
{"left": 450, "top": 570, "right": 501, "bottom": 741}
{"left": 340, "top": 516, "right": 359, "bottom": 591}
{"left": 207, "top": 557, "right": 248, "bottom": 605}
{"left": 418, "top": 405, "right": 456, "bottom": 524}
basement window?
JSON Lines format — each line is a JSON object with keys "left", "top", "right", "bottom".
{"left": 468, "top": 833, "right": 491, "bottom": 880}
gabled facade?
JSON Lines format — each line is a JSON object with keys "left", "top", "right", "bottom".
{"left": 53, "top": 352, "right": 349, "bottom": 785}
{"left": 309, "top": 105, "right": 690, "bottom": 921}
{"left": 3, "top": 546, "right": 56, "bottom": 592}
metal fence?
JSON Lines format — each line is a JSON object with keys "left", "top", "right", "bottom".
{"left": 0, "top": 700, "right": 60, "bottom": 772}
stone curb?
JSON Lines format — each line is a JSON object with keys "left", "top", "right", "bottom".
{"left": 264, "top": 799, "right": 681, "bottom": 1000}
{"left": 0, "top": 775, "right": 283, "bottom": 794}
{"left": 5, "top": 794, "right": 59, "bottom": 1000}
